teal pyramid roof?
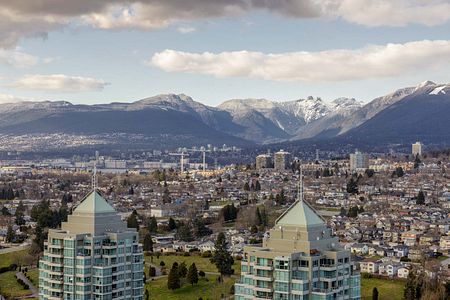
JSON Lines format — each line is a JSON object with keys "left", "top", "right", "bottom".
{"left": 73, "top": 190, "right": 116, "bottom": 214}
{"left": 275, "top": 200, "right": 325, "bottom": 228}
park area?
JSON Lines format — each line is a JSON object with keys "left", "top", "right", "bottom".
{"left": 361, "top": 277, "right": 406, "bottom": 300}
{"left": 0, "top": 249, "right": 406, "bottom": 300}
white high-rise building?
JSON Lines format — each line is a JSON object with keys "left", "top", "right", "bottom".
{"left": 349, "top": 151, "right": 369, "bottom": 172}
{"left": 412, "top": 141, "right": 423, "bottom": 157}
{"left": 39, "top": 190, "right": 144, "bottom": 300}
{"left": 256, "top": 154, "right": 272, "bottom": 169}
{"left": 235, "top": 179, "right": 361, "bottom": 299}
{"left": 274, "top": 150, "right": 291, "bottom": 171}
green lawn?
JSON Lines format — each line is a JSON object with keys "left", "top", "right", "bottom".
{"left": 0, "top": 271, "right": 34, "bottom": 298}
{"left": 437, "top": 255, "right": 449, "bottom": 262}
{"left": 26, "top": 268, "right": 39, "bottom": 286}
{"left": 361, "top": 277, "right": 405, "bottom": 300}
{"left": 146, "top": 274, "right": 235, "bottom": 300}
{"left": 146, "top": 254, "right": 241, "bottom": 275}
{"left": 0, "top": 248, "right": 34, "bottom": 268}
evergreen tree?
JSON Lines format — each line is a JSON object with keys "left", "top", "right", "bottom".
{"left": 255, "top": 207, "right": 262, "bottom": 226}
{"left": 178, "top": 262, "right": 188, "bottom": 278}
{"left": 255, "top": 180, "right": 261, "bottom": 191}
{"left": 243, "top": 182, "right": 250, "bottom": 191}
{"left": 187, "top": 263, "right": 199, "bottom": 285}
{"left": 193, "top": 218, "right": 212, "bottom": 238}
{"left": 149, "top": 266, "right": 156, "bottom": 277}
{"left": 1, "top": 206, "right": 10, "bottom": 216}
{"left": 414, "top": 155, "right": 421, "bottom": 169}
{"left": 168, "top": 217, "right": 177, "bottom": 230}
{"left": 393, "top": 167, "right": 404, "bottom": 177}
{"left": 143, "top": 233, "right": 153, "bottom": 252}
{"left": 346, "top": 177, "right": 358, "bottom": 194}
{"left": 210, "top": 232, "right": 234, "bottom": 277}
{"left": 167, "top": 263, "right": 181, "bottom": 290}
{"left": 127, "top": 210, "right": 139, "bottom": 229}
{"left": 416, "top": 191, "right": 425, "bottom": 205}
{"left": 176, "top": 224, "right": 194, "bottom": 242}
{"left": 5, "top": 224, "right": 14, "bottom": 243}
{"left": 372, "top": 287, "right": 379, "bottom": 300}
{"left": 148, "top": 216, "right": 158, "bottom": 233}
{"left": 15, "top": 200, "right": 25, "bottom": 226}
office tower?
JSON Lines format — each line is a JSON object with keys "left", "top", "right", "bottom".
{"left": 349, "top": 150, "right": 369, "bottom": 172}
{"left": 256, "top": 154, "right": 272, "bottom": 170}
{"left": 39, "top": 190, "right": 144, "bottom": 300}
{"left": 412, "top": 141, "right": 422, "bottom": 157}
{"left": 235, "top": 180, "right": 361, "bottom": 300}
{"left": 274, "top": 150, "right": 291, "bottom": 171}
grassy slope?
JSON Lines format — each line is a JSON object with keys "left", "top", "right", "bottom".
{"left": 146, "top": 274, "right": 235, "bottom": 300}
{"left": 361, "top": 277, "right": 405, "bottom": 300}
{"left": 145, "top": 254, "right": 241, "bottom": 275}
{"left": 0, "top": 271, "right": 33, "bottom": 298}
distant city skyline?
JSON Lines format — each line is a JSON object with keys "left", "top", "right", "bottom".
{"left": 0, "top": 1, "right": 449, "bottom": 106}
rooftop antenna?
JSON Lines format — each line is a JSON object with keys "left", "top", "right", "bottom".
{"left": 297, "top": 165, "right": 303, "bottom": 202}
{"left": 92, "top": 165, "right": 98, "bottom": 190}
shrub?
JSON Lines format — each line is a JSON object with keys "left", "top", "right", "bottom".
{"left": 201, "top": 251, "right": 212, "bottom": 258}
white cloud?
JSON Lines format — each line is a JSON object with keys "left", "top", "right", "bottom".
{"left": 0, "top": 93, "right": 32, "bottom": 103}
{"left": 333, "top": 0, "right": 450, "bottom": 27}
{"left": 149, "top": 40, "right": 450, "bottom": 83}
{"left": 10, "top": 74, "right": 109, "bottom": 92}
{"left": 0, "top": 0, "right": 448, "bottom": 47}
{"left": 0, "top": 48, "right": 39, "bottom": 68}
{"left": 177, "top": 26, "right": 196, "bottom": 34}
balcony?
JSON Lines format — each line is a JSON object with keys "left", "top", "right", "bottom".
{"left": 253, "top": 275, "right": 274, "bottom": 282}
{"left": 254, "top": 286, "right": 273, "bottom": 293}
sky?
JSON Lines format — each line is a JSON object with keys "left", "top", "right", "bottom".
{"left": 0, "top": 0, "right": 449, "bottom": 106}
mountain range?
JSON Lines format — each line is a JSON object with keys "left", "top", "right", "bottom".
{"left": 0, "top": 81, "right": 449, "bottom": 151}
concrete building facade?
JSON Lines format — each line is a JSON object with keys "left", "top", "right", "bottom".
{"left": 412, "top": 141, "right": 422, "bottom": 157}
{"left": 274, "top": 150, "right": 291, "bottom": 171}
{"left": 235, "top": 191, "right": 361, "bottom": 300}
{"left": 349, "top": 151, "right": 369, "bottom": 172}
{"left": 39, "top": 190, "right": 144, "bottom": 300}
{"left": 256, "top": 154, "right": 273, "bottom": 170}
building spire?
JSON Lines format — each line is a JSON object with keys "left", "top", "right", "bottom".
{"left": 297, "top": 165, "right": 303, "bottom": 202}
{"left": 92, "top": 165, "right": 98, "bottom": 190}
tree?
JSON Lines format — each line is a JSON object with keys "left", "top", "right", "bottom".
{"left": 167, "top": 263, "right": 181, "bottom": 290}
{"left": 149, "top": 266, "right": 156, "bottom": 277}
{"left": 1, "top": 206, "right": 10, "bottom": 216}
{"left": 372, "top": 287, "right": 379, "bottom": 300}
{"left": 148, "top": 216, "right": 158, "bottom": 233}
{"left": 143, "top": 233, "right": 153, "bottom": 252}
{"left": 168, "top": 217, "right": 177, "bottom": 230}
{"left": 416, "top": 191, "right": 425, "bottom": 205}
{"left": 221, "top": 204, "right": 238, "bottom": 222}
{"left": 198, "top": 270, "right": 205, "bottom": 278}
{"left": 414, "top": 155, "right": 421, "bottom": 169}
{"left": 187, "top": 263, "right": 199, "bottom": 285}
{"left": 210, "top": 232, "right": 234, "bottom": 277}
{"left": 346, "top": 177, "right": 358, "bottom": 194}
{"left": 15, "top": 201, "right": 25, "bottom": 226}
{"left": 127, "top": 210, "right": 139, "bottom": 230}
{"left": 393, "top": 167, "right": 404, "bottom": 177}
{"left": 5, "top": 224, "right": 14, "bottom": 243}
{"left": 178, "top": 262, "right": 188, "bottom": 278}
{"left": 176, "top": 223, "right": 193, "bottom": 242}
{"left": 365, "top": 169, "right": 375, "bottom": 178}
{"left": 243, "top": 182, "right": 250, "bottom": 191}
{"left": 254, "top": 180, "right": 261, "bottom": 191}
{"left": 193, "top": 218, "right": 212, "bottom": 238}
